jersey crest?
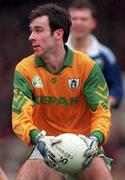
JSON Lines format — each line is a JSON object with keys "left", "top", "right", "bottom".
{"left": 32, "top": 75, "right": 43, "bottom": 88}
{"left": 68, "top": 78, "right": 80, "bottom": 90}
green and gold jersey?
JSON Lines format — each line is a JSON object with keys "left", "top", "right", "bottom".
{"left": 12, "top": 46, "right": 111, "bottom": 145}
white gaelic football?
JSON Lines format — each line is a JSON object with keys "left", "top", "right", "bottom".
{"left": 52, "top": 133, "right": 88, "bottom": 174}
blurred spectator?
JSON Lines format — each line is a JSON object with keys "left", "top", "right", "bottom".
{"left": 0, "top": 167, "right": 8, "bottom": 180}
{"left": 66, "top": 0, "right": 125, "bottom": 178}
{"left": 66, "top": 0, "right": 123, "bottom": 108}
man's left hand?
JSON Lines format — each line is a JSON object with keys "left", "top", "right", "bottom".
{"left": 79, "top": 135, "right": 99, "bottom": 169}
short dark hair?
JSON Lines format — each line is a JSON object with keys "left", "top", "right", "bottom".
{"left": 69, "top": 0, "right": 96, "bottom": 19}
{"left": 30, "top": 3, "right": 71, "bottom": 43}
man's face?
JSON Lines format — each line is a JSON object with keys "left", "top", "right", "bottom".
{"left": 69, "top": 8, "right": 96, "bottom": 39}
{"left": 29, "top": 16, "right": 55, "bottom": 56}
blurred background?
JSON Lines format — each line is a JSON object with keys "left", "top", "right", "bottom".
{"left": 0, "top": 0, "right": 125, "bottom": 179}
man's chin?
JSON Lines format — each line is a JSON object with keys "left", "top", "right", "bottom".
{"left": 34, "top": 52, "right": 42, "bottom": 56}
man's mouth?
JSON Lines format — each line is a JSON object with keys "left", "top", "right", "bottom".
{"left": 33, "top": 45, "right": 40, "bottom": 48}
{"left": 33, "top": 45, "right": 40, "bottom": 52}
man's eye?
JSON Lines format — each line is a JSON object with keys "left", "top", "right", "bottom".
{"left": 36, "top": 29, "right": 43, "bottom": 33}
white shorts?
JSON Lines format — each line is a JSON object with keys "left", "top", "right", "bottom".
{"left": 29, "top": 146, "right": 113, "bottom": 180}
{"left": 29, "top": 146, "right": 79, "bottom": 180}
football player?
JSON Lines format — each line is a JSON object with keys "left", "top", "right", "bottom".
{"left": 12, "top": 3, "right": 112, "bottom": 180}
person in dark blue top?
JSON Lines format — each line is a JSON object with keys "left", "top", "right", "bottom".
{"left": 66, "top": 0, "right": 123, "bottom": 108}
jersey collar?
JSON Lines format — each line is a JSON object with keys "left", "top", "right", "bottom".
{"left": 35, "top": 45, "right": 73, "bottom": 67}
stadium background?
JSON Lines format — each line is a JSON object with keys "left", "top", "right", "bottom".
{"left": 0, "top": 0, "right": 125, "bottom": 179}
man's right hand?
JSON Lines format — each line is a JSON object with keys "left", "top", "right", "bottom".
{"left": 35, "top": 130, "right": 61, "bottom": 169}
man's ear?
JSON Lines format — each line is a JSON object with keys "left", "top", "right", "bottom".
{"left": 54, "top": 29, "right": 64, "bottom": 41}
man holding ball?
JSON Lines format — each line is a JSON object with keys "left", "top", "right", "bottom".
{"left": 12, "top": 3, "right": 112, "bottom": 180}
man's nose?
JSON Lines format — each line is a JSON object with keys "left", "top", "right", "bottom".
{"left": 29, "top": 32, "right": 35, "bottom": 41}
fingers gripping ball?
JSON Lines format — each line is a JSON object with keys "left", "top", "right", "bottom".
{"left": 51, "top": 133, "right": 88, "bottom": 174}
{"left": 35, "top": 130, "right": 61, "bottom": 169}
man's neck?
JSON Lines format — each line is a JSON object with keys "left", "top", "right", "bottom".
{"left": 71, "top": 34, "right": 92, "bottom": 54}
{"left": 42, "top": 44, "right": 66, "bottom": 73}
